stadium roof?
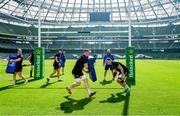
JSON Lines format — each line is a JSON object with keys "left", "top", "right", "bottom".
{"left": 0, "top": 0, "right": 179, "bottom": 26}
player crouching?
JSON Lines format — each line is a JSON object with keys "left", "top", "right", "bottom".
{"left": 106, "top": 58, "right": 130, "bottom": 93}
{"left": 66, "top": 49, "right": 96, "bottom": 97}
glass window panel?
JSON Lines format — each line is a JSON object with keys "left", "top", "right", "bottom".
{"left": 0, "top": 0, "right": 178, "bottom": 24}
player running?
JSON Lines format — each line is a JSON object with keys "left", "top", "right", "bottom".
{"left": 9, "top": 49, "right": 28, "bottom": 85}
{"left": 66, "top": 49, "right": 96, "bottom": 97}
{"left": 46, "top": 50, "right": 62, "bottom": 83}
{"left": 106, "top": 58, "right": 130, "bottom": 93}
{"left": 103, "top": 49, "right": 114, "bottom": 81}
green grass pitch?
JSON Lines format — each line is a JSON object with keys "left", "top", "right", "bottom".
{"left": 0, "top": 59, "right": 180, "bottom": 115}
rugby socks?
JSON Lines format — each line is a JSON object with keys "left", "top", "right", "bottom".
{"left": 83, "top": 77, "right": 91, "bottom": 95}
{"left": 24, "top": 79, "right": 28, "bottom": 84}
{"left": 68, "top": 84, "right": 91, "bottom": 95}
{"left": 84, "top": 82, "right": 91, "bottom": 95}
{"left": 12, "top": 81, "right": 16, "bottom": 85}
{"left": 68, "top": 84, "right": 73, "bottom": 89}
{"left": 124, "top": 84, "right": 129, "bottom": 90}
{"left": 81, "top": 76, "right": 91, "bottom": 95}
{"left": 58, "top": 75, "right": 61, "bottom": 80}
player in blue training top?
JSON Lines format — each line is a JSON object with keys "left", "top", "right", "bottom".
{"left": 103, "top": 49, "right": 114, "bottom": 81}
{"left": 59, "top": 49, "right": 66, "bottom": 75}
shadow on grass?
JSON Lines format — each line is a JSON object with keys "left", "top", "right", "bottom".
{"left": 99, "top": 80, "right": 112, "bottom": 85}
{"left": 0, "top": 78, "right": 37, "bottom": 91}
{"left": 122, "top": 90, "right": 130, "bottom": 115}
{"left": 60, "top": 95, "right": 93, "bottom": 113}
{"left": 99, "top": 92, "right": 128, "bottom": 103}
{"left": 122, "top": 80, "right": 135, "bottom": 115}
{"left": 99, "top": 80, "right": 135, "bottom": 115}
{"left": 40, "top": 81, "right": 59, "bottom": 88}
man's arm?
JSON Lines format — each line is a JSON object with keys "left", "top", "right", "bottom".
{"left": 103, "top": 55, "right": 106, "bottom": 65}
{"left": 27, "top": 54, "right": 31, "bottom": 60}
{"left": 10, "top": 58, "right": 22, "bottom": 62}
{"left": 55, "top": 56, "right": 59, "bottom": 63}
{"left": 63, "top": 54, "right": 66, "bottom": 62}
{"left": 111, "top": 55, "right": 115, "bottom": 61}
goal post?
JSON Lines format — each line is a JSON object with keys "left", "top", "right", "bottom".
{"left": 34, "top": 47, "right": 45, "bottom": 79}
{"left": 126, "top": 0, "right": 135, "bottom": 82}
{"left": 126, "top": 47, "right": 135, "bottom": 81}
{"left": 34, "top": 0, "right": 44, "bottom": 79}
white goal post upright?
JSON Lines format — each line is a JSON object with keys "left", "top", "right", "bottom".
{"left": 34, "top": 0, "right": 45, "bottom": 80}
{"left": 128, "top": 0, "right": 131, "bottom": 47}
{"left": 38, "top": 0, "right": 41, "bottom": 48}
{"left": 126, "top": 0, "right": 135, "bottom": 82}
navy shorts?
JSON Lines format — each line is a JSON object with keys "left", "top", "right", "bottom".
{"left": 15, "top": 66, "right": 22, "bottom": 73}
{"left": 72, "top": 72, "right": 83, "bottom": 79}
{"left": 53, "top": 62, "right": 60, "bottom": 70}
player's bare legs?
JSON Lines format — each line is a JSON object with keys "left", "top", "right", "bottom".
{"left": 18, "top": 72, "right": 28, "bottom": 84}
{"left": 18, "top": 72, "right": 26, "bottom": 80}
{"left": 81, "top": 76, "right": 96, "bottom": 97}
{"left": 12, "top": 72, "right": 27, "bottom": 85}
{"left": 69, "top": 78, "right": 81, "bottom": 88}
{"left": 117, "top": 78, "right": 126, "bottom": 87}
{"left": 117, "top": 75, "right": 130, "bottom": 93}
{"left": 47, "top": 69, "right": 61, "bottom": 83}
{"left": 66, "top": 78, "right": 81, "bottom": 94}
{"left": 56, "top": 69, "right": 62, "bottom": 81}
{"left": 49, "top": 70, "right": 56, "bottom": 77}
{"left": 12, "top": 72, "right": 17, "bottom": 85}
{"left": 67, "top": 76, "right": 96, "bottom": 97}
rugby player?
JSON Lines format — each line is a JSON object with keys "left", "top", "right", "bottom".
{"left": 47, "top": 50, "right": 62, "bottom": 83}
{"left": 106, "top": 58, "right": 130, "bottom": 93}
{"left": 27, "top": 50, "right": 34, "bottom": 77}
{"left": 9, "top": 49, "right": 28, "bottom": 85}
{"left": 66, "top": 49, "right": 96, "bottom": 97}
{"left": 103, "top": 49, "right": 114, "bottom": 81}
{"left": 59, "top": 49, "right": 66, "bottom": 75}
